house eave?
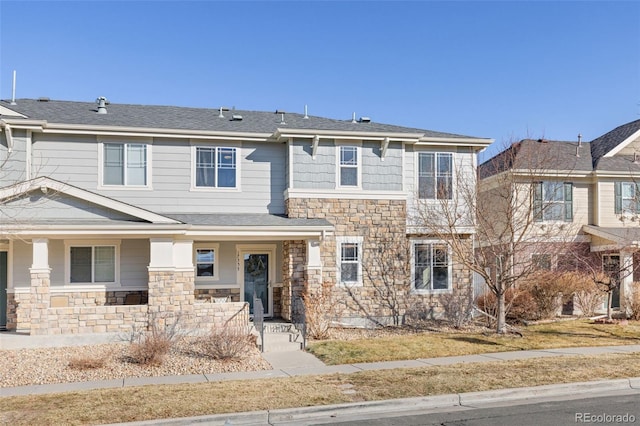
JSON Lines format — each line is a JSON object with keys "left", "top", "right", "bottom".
{"left": 274, "top": 128, "right": 423, "bottom": 142}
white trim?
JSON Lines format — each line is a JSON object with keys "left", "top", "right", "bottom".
{"left": 236, "top": 244, "right": 276, "bottom": 317}
{"left": 194, "top": 243, "right": 220, "bottom": 282}
{"left": 336, "top": 144, "right": 362, "bottom": 190}
{"left": 288, "top": 138, "right": 294, "bottom": 189}
{"left": 97, "top": 139, "right": 153, "bottom": 190}
{"left": 410, "top": 239, "right": 453, "bottom": 295}
{"left": 285, "top": 188, "right": 407, "bottom": 200}
{"left": 64, "top": 240, "right": 120, "bottom": 286}
{"left": 0, "top": 177, "right": 179, "bottom": 224}
{"left": 0, "top": 106, "right": 27, "bottom": 118}
{"left": 336, "top": 236, "right": 363, "bottom": 287}
{"left": 604, "top": 128, "right": 640, "bottom": 157}
{"left": 274, "top": 128, "right": 424, "bottom": 142}
{"left": 25, "top": 130, "right": 32, "bottom": 180}
{"left": 189, "top": 144, "right": 241, "bottom": 192}
{"left": 415, "top": 150, "right": 454, "bottom": 201}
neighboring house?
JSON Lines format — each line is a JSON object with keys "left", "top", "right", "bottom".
{"left": 478, "top": 119, "right": 640, "bottom": 312}
{"left": 0, "top": 98, "right": 491, "bottom": 334}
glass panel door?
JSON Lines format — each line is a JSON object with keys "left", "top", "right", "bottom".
{"left": 244, "top": 253, "right": 270, "bottom": 316}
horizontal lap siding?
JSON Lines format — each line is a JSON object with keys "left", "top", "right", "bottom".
{"left": 120, "top": 239, "right": 149, "bottom": 287}
{"left": 32, "top": 134, "right": 99, "bottom": 188}
{"left": 1, "top": 130, "right": 28, "bottom": 184}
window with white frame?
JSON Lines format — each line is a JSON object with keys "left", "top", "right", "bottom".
{"left": 418, "top": 152, "right": 452, "bottom": 199}
{"left": 194, "top": 244, "right": 219, "bottom": 281}
{"left": 195, "top": 147, "right": 237, "bottom": 188}
{"left": 412, "top": 241, "right": 451, "bottom": 292}
{"left": 338, "top": 146, "right": 359, "bottom": 187}
{"left": 103, "top": 143, "right": 148, "bottom": 186}
{"left": 614, "top": 182, "right": 640, "bottom": 214}
{"left": 337, "top": 237, "right": 363, "bottom": 285}
{"left": 69, "top": 245, "right": 116, "bottom": 283}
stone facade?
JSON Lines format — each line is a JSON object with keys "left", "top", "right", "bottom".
{"left": 281, "top": 240, "right": 306, "bottom": 321}
{"left": 195, "top": 288, "right": 241, "bottom": 303}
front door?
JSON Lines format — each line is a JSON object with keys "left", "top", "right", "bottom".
{"left": 238, "top": 245, "right": 275, "bottom": 317}
{"left": 0, "top": 251, "right": 7, "bottom": 330}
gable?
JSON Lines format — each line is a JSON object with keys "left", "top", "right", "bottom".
{"left": 0, "top": 177, "right": 180, "bottom": 224}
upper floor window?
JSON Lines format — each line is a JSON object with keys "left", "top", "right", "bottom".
{"left": 534, "top": 181, "right": 573, "bottom": 222}
{"left": 615, "top": 182, "right": 640, "bottom": 214}
{"left": 195, "top": 147, "right": 237, "bottom": 188}
{"left": 418, "top": 152, "right": 452, "bottom": 199}
{"left": 104, "top": 143, "right": 147, "bottom": 186}
{"left": 338, "top": 146, "right": 359, "bottom": 187}
{"left": 412, "top": 241, "right": 451, "bottom": 292}
{"left": 336, "top": 236, "right": 363, "bottom": 286}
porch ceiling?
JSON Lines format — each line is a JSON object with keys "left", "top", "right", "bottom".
{"left": 582, "top": 225, "right": 640, "bottom": 249}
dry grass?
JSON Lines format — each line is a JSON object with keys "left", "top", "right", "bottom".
{"left": 67, "top": 356, "right": 106, "bottom": 371}
{"left": 308, "top": 319, "right": 640, "bottom": 364}
{"left": 2, "top": 352, "right": 639, "bottom": 425}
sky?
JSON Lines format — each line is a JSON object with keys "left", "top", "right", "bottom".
{"left": 0, "top": 1, "right": 639, "bottom": 161}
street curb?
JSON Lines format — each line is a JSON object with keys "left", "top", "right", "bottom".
{"left": 104, "top": 378, "right": 640, "bottom": 426}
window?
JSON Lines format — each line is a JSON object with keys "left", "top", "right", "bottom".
{"left": 338, "top": 146, "right": 359, "bottom": 187}
{"left": 69, "top": 246, "right": 116, "bottom": 283}
{"left": 337, "top": 237, "right": 363, "bottom": 285}
{"left": 418, "top": 152, "right": 452, "bottom": 199}
{"left": 615, "top": 182, "right": 640, "bottom": 214}
{"left": 412, "top": 242, "right": 451, "bottom": 292}
{"left": 195, "top": 147, "right": 237, "bottom": 188}
{"left": 103, "top": 143, "right": 147, "bottom": 186}
{"left": 534, "top": 181, "right": 573, "bottom": 222}
{"left": 532, "top": 253, "right": 552, "bottom": 270}
{"left": 194, "top": 244, "right": 219, "bottom": 281}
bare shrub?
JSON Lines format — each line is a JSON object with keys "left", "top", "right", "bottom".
{"left": 569, "top": 274, "right": 603, "bottom": 317}
{"left": 521, "top": 271, "right": 568, "bottom": 320}
{"left": 68, "top": 356, "right": 105, "bottom": 370}
{"left": 199, "top": 326, "right": 255, "bottom": 360}
{"left": 127, "top": 312, "right": 182, "bottom": 366}
{"left": 440, "top": 291, "right": 474, "bottom": 329}
{"left": 477, "top": 288, "right": 538, "bottom": 323}
{"left": 303, "top": 280, "right": 339, "bottom": 339}
{"left": 626, "top": 282, "right": 640, "bottom": 321}
{"left": 405, "top": 299, "right": 436, "bottom": 326}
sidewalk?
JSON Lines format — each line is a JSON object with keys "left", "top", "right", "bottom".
{"left": 2, "top": 331, "right": 640, "bottom": 397}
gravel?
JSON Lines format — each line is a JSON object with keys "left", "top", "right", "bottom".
{"left": 0, "top": 337, "right": 272, "bottom": 388}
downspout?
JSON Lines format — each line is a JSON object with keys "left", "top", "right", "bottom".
{"left": 1, "top": 122, "right": 14, "bottom": 152}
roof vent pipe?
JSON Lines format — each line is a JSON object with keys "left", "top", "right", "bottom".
{"left": 218, "top": 107, "right": 224, "bottom": 118}
{"left": 10, "top": 70, "right": 17, "bottom": 105}
{"left": 96, "top": 96, "right": 108, "bottom": 114}
{"left": 351, "top": 112, "right": 356, "bottom": 123}
{"left": 578, "top": 133, "right": 582, "bottom": 147}
{"left": 303, "top": 105, "right": 309, "bottom": 119}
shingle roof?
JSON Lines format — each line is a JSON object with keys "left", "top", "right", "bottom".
{"left": 166, "top": 213, "right": 332, "bottom": 228}
{"left": 0, "top": 98, "right": 479, "bottom": 139}
{"left": 590, "top": 119, "right": 640, "bottom": 168}
{"left": 479, "top": 139, "right": 592, "bottom": 179}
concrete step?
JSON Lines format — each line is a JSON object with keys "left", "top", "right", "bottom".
{"left": 258, "top": 323, "right": 304, "bottom": 352}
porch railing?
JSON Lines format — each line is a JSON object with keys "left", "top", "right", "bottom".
{"left": 292, "top": 296, "right": 307, "bottom": 349}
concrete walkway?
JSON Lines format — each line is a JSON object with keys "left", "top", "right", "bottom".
{"left": 2, "top": 330, "right": 640, "bottom": 397}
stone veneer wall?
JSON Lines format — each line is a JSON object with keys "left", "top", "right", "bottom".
{"left": 195, "top": 288, "right": 241, "bottom": 303}
{"left": 281, "top": 240, "right": 306, "bottom": 321}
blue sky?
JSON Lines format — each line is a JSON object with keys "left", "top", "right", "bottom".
{"left": 1, "top": 1, "right": 639, "bottom": 160}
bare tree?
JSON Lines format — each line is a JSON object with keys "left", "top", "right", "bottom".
{"left": 412, "top": 139, "right": 583, "bottom": 333}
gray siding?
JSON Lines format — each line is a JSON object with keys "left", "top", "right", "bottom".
{"left": 29, "top": 136, "right": 287, "bottom": 214}
{"left": 291, "top": 139, "right": 335, "bottom": 189}
{"left": 1, "top": 129, "right": 28, "bottom": 185}
{"left": 362, "top": 140, "right": 403, "bottom": 191}
{"left": 11, "top": 239, "right": 65, "bottom": 286}
{"left": 120, "top": 239, "right": 149, "bottom": 287}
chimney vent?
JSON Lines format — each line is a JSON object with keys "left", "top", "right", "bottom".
{"left": 96, "top": 97, "right": 108, "bottom": 114}
{"left": 231, "top": 114, "right": 243, "bottom": 121}
{"left": 359, "top": 117, "right": 371, "bottom": 123}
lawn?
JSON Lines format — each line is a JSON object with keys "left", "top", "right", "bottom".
{"left": 307, "top": 319, "right": 640, "bottom": 364}
{"left": 2, "top": 352, "right": 639, "bottom": 425}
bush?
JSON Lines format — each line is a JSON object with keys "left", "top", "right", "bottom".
{"left": 303, "top": 281, "right": 339, "bottom": 340}
{"left": 521, "top": 271, "right": 569, "bottom": 320}
{"left": 440, "top": 291, "right": 473, "bottom": 329}
{"left": 568, "top": 274, "right": 603, "bottom": 317}
{"left": 627, "top": 282, "right": 640, "bottom": 321}
{"left": 476, "top": 288, "right": 538, "bottom": 324}
{"left": 127, "top": 312, "right": 182, "bottom": 366}
{"left": 199, "top": 326, "right": 255, "bottom": 360}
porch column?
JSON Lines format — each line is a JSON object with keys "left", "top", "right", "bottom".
{"left": 29, "top": 238, "right": 50, "bottom": 335}
{"left": 148, "top": 239, "right": 194, "bottom": 318}
{"left": 620, "top": 251, "right": 634, "bottom": 315}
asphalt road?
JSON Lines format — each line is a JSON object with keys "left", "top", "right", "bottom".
{"left": 321, "top": 392, "right": 640, "bottom": 426}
